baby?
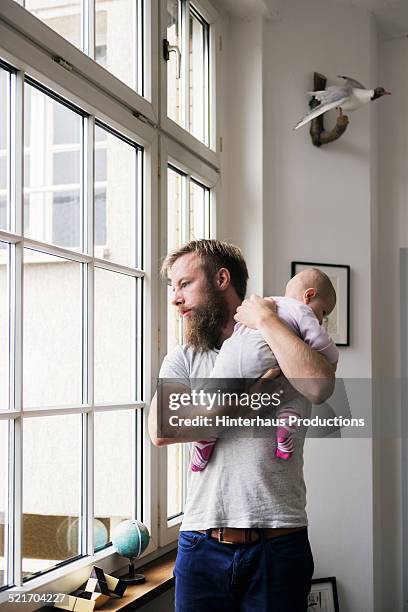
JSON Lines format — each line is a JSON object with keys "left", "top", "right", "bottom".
{"left": 191, "top": 268, "right": 339, "bottom": 471}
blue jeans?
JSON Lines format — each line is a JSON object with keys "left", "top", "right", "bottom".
{"left": 174, "top": 528, "right": 314, "bottom": 612}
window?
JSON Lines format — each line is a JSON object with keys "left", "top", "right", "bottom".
{"left": 166, "top": 162, "right": 212, "bottom": 523}
{"left": 0, "top": 67, "right": 10, "bottom": 231}
{"left": 1, "top": 66, "right": 145, "bottom": 588}
{"left": 24, "top": 83, "right": 83, "bottom": 250}
{"left": 166, "top": 0, "right": 210, "bottom": 146}
{"left": 0, "top": 0, "right": 220, "bottom": 597}
{"left": 20, "top": 0, "right": 144, "bottom": 94}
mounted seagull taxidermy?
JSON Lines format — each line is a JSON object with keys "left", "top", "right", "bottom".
{"left": 294, "top": 75, "right": 391, "bottom": 131}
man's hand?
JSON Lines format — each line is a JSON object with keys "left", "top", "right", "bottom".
{"left": 234, "top": 294, "right": 277, "bottom": 330}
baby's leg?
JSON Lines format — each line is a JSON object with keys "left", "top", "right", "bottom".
{"left": 275, "top": 406, "right": 301, "bottom": 460}
{"left": 191, "top": 439, "right": 216, "bottom": 472}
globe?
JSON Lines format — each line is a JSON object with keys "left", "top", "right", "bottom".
{"left": 112, "top": 520, "right": 150, "bottom": 584}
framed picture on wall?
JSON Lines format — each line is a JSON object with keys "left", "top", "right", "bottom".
{"left": 308, "top": 577, "right": 339, "bottom": 612}
{"left": 291, "top": 261, "right": 350, "bottom": 346}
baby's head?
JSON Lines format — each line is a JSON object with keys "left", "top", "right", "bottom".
{"left": 285, "top": 268, "right": 336, "bottom": 324}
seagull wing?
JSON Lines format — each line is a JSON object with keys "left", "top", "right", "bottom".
{"left": 294, "top": 96, "right": 349, "bottom": 130}
{"left": 309, "top": 86, "right": 349, "bottom": 105}
{"left": 337, "top": 75, "right": 367, "bottom": 90}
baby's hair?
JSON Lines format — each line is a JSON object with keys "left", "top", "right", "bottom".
{"left": 288, "top": 268, "right": 336, "bottom": 306}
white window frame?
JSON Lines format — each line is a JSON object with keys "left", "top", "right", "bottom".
{"left": 160, "top": 0, "right": 219, "bottom": 166}
{"left": 0, "top": 0, "right": 222, "bottom": 602}
{"left": 157, "top": 135, "right": 218, "bottom": 547}
{"left": 0, "top": 0, "right": 158, "bottom": 124}
{"left": 0, "top": 34, "right": 160, "bottom": 610}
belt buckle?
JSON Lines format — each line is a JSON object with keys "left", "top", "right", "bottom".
{"left": 217, "top": 528, "right": 235, "bottom": 545}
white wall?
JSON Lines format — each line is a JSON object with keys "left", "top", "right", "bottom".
{"left": 374, "top": 35, "right": 408, "bottom": 612}
{"left": 219, "top": 14, "right": 264, "bottom": 295}
{"left": 217, "top": 0, "right": 393, "bottom": 609}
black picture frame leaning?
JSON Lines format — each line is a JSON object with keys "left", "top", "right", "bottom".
{"left": 291, "top": 261, "right": 350, "bottom": 347}
{"left": 308, "top": 576, "right": 340, "bottom": 612}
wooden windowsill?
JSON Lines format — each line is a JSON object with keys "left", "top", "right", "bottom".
{"left": 102, "top": 550, "right": 176, "bottom": 610}
{"left": 38, "top": 550, "right": 177, "bottom": 612}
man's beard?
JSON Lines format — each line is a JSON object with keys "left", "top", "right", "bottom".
{"left": 183, "top": 285, "right": 230, "bottom": 351}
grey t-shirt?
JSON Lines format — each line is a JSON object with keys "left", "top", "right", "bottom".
{"left": 159, "top": 344, "right": 311, "bottom": 531}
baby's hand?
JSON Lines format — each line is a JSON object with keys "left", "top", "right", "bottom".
{"left": 234, "top": 294, "right": 277, "bottom": 329}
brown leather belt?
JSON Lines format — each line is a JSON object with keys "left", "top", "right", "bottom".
{"left": 197, "top": 526, "right": 306, "bottom": 545}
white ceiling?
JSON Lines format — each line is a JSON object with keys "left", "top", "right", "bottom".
{"left": 214, "top": 0, "right": 408, "bottom": 38}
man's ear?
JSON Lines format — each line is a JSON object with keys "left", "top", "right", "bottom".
{"left": 216, "top": 267, "right": 231, "bottom": 291}
{"left": 303, "top": 287, "right": 317, "bottom": 304}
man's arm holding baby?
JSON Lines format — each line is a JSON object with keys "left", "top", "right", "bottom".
{"left": 234, "top": 294, "right": 335, "bottom": 404}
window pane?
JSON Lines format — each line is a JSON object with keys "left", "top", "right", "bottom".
{"left": 53, "top": 151, "right": 80, "bottom": 185}
{"left": 189, "top": 9, "right": 209, "bottom": 144}
{"left": 95, "top": 0, "right": 140, "bottom": 92}
{"left": 95, "top": 188, "right": 107, "bottom": 246}
{"left": 167, "top": 444, "right": 183, "bottom": 519}
{"left": 0, "top": 420, "right": 8, "bottom": 587}
{"left": 0, "top": 68, "right": 9, "bottom": 231}
{"left": 167, "top": 167, "right": 182, "bottom": 252}
{"left": 22, "top": 415, "right": 82, "bottom": 581}
{"left": 94, "top": 268, "right": 136, "bottom": 404}
{"left": 94, "top": 125, "right": 138, "bottom": 267}
{"left": 25, "top": 0, "right": 82, "bottom": 50}
{"left": 189, "top": 179, "right": 209, "bottom": 240}
{"left": 24, "top": 84, "right": 83, "bottom": 250}
{"left": 167, "top": 168, "right": 183, "bottom": 353}
{"left": 167, "top": 0, "right": 181, "bottom": 126}
{"left": 52, "top": 191, "right": 81, "bottom": 248}
{"left": 0, "top": 243, "right": 9, "bottom": 412}
{"left": 23, "top": 250, "right": 82, "bottom": 409}
{"left": 53, "top": 103, "right": 81, "bottom": 145}
{"left": 94, "top": 410, "right": 135, "bottom": 550}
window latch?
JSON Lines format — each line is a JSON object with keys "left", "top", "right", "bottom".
{"left": 163, "top": 39, "right": 181, "bottom": 79}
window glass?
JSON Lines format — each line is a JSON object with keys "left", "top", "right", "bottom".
{"left": 167, "top": 444, "right": 184, "bottom": 519}
{"left": 24, "top": 84, "right": 83, "bottom": 251}
{"left": 0, "top": 68, "right": 9, "bottom": 231}
{"left": 189, "top": 8, "right": 209, "bottom": 144}
{"left": 94, "top": 268, "right": 137, "bottom": 404}
{"left": 25, "top": 0, "right": 82, "bottom": 50}
{"left": 167, "top": 0, "right": 182, "bottom": 126}
{"left": 166, "top": 2, "right": 210, "bottom": 145}
{"left": 189, "top": 179, "right": 209, "bottom": 240}
{"left": 22, "top": 414, "right": 82, "bottom": 581}
{"left": 23, "top": 250, "right": 82, "bottom": 409}
{"left": 166, "top": 166, "right": 212, "bottom": 521}
{"left": 95, "top": 0, "right": 141, "bottom": 92}
{"left": 94, "top": 410, "right": 135, "bottom": 550}
{"left": 0, "top": 420, "right": 7, "bottom": 588}
{"left": 0, "top": 243, "right": 9, "bottom": 412}
{"left": 94, "top": 125, "right": 138, "bottom": 267}
{"left": 167, "top": 167, "right": 183, "bottom": 354}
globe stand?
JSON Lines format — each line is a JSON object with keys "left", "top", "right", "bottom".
{"left": 119, "top": 559, "right": 146, "bottom": 585}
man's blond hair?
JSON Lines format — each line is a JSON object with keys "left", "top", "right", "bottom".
{"left": 161, "top": 239, "right": 249, "bottom": 300}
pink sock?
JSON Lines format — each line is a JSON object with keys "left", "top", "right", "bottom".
{"left": 191, "top": 440, "right": 216, "bottom": 472}
{"left": 275, "top": 408, "right": 298, "bottom": 460}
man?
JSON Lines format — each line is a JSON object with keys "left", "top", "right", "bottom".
{"left": 148, "top": 240, "right": 335, "bottom": 612}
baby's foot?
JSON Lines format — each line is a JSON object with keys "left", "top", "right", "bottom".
{"left": 275, "top": 448, "right": 292, "bottom": 460}
{"left": 275, "top": 434, "right": 294, "bottom": 460}
{"left": 191, "top": 442, "right": 215, "bottom": 472}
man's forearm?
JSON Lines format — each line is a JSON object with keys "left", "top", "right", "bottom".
{"left": 258, "top": 313, "right": 335, "bottom": 403}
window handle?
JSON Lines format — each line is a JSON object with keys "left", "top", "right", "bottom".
{"left": 163, "top": 39, "right": 181, "bottom": 79}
